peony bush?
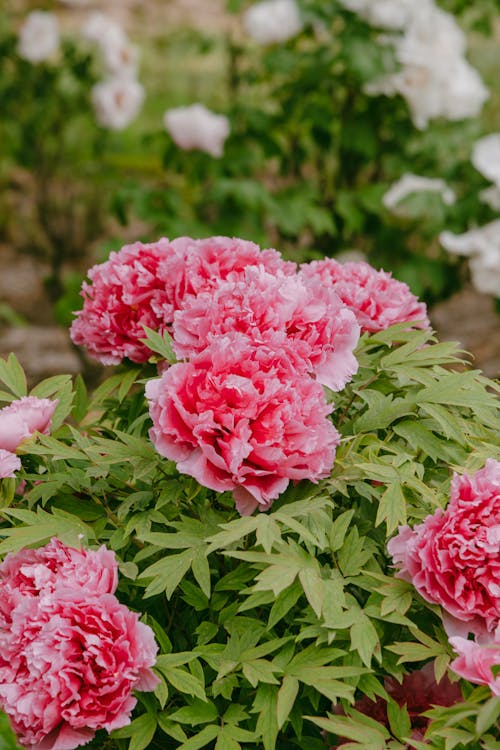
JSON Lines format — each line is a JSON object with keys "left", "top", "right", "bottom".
{"left": 0, "top": 236, "right": 499, "bottom": 749}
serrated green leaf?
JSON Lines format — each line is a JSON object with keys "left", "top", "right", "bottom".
{"left": 168, "top": 701, "right": 218, "bottom": 726}
{"left": 375, "top": 482, "right": 406, "bottom": 535}
{"left": 111, "top": 712, "right": 156, "bottom": 750}
{"left": 178, "top": 725, "right": 219, "bottom": 750}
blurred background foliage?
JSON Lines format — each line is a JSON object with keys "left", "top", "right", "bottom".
{"left": 0, "top": 0, "right": 499, "bottom": 325}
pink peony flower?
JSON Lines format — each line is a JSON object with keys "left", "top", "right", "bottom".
{"left": 300, "top": 258, "right": 429, "bottom": 333}
{"left": 0, "top": 589, "right": 159, "bottom": 750}
{"left": 0, "top": 538, "right": 118, "bottom": 626}
{"left": 331, "top": 663, "right": 462, "bottom": 748}
{"left": 388, "top": 459, "right": 500, "bottom": 636}
{"left": 0, "top": 449, "right": 21, "bottom": 479}
{"left": 146, "top": 333, "right": 339, "bottom": 515}
{"left": 70, "top": 238, "right": 178, "bottom": 365}
{"left": 449, "top": 634, "right": 500, "bottom": 695}
{"left": 70, "top": 236, "right": 295, "bottom": 365}
{"left": 158, "top": 235, "right": 296, "bottom": 312}
{"left": 0, "top": 397, "right": 57, "bottom": 453}
{"left": 172, "top": 265, "right": 360, "bottom": 391}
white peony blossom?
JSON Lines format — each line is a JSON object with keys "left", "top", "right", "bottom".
{"left": 383, "top": 174, "right": 456, "bottom": 214}
{"left": 479, "top": 186, "right": 500, "bottom": 211}
{"left": 243, "top": 0, "right": 303, "bottom": 45}
{"left": 440, "top": 221, "right": 500, "bottom": 296}
{"left": 164, "top": 104, "right": 230, "bottom": 158}
{"left": 17, "top": 11, "right": 59, "bottom": 64}
{"left": 338, "top": 0, "right": 426, "bottom": 30}
{"left": 82, "top": 14, "right": 138, "bottom": 77}
{"left": 471, "top": 134, "right": 500, "bottom": 188}
{"left": 363, "top": 2, "right": 488, "bottom": 129}
{"left": 91, "top": 77, "right": 144, "bottom": 131}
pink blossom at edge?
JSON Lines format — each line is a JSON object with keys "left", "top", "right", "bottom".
{"left": 300, "top": 258, "right": 429, "bottom": 333}
{"left": 388, "top": 459, "right": 500, "bottom": 636}
{"left": 0, "top": 397, "right": 57, "bottom": 453}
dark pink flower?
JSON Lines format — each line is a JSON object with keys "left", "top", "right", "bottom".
{"left": 172, "top": 266, "right": 360, "bottom": 391}
{"left": 388, "top": 460, "right": 500, "bottom": 636}
{"left": 0, "top": 397, "right": 57, "bottom": 453}
{"left": 0, "top": 538, "right": 118, "bottom": 626}
{"left": 159, "top": 235, "right": 296, "bottom": 311}
{"left": 0, "top": 589, "right": 159, "bottom": 750}
{"left": 70, "top": 238, "right": 177, "bottom": 365}
{"left": 331, "top": 663, "right": 462, "bottom": 748}
{"left": 449, "top": 634, "right": 500, "bottom": 695}
{"left": 146, "top": 333, "right": 339, "bottom": 514}
{"left": 300, "top": 259, "right": 429, "bottom": 333}
{"left": 0, "top": 449, "right": 21, "bottom": 478}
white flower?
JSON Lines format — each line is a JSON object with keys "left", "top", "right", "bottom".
{"left": 364, "top": 3, "right": 488, "bottom": 129}
{"left": 82, "top": 13, "right": 122, "bottom": 45}
{"left": 383, "top": 174, "right": 456, "bottom": 214}
{"left": 17, "top": 11, "right": 59, "bottom": 63}
{"left": 440, "top": 221, "right": 500, "bottom": 296}
{"left": 479, "top": 186, "right": 500, "bottom": 211}
{"left": 91, "top": 77, "right": 144, "bottom": 131}
{"left": 243, "top": 0, "right": 303, "bottom": 45}
{"left": 164, "top": 104, "right": 230, "bottom": 158}
{"left": 338, "top": 0, "right": 424, "bottom": 30}
{"left": 82, "top": 14, "right": 139, "bottom": 77}
{"left": 472, "top": 134, "right": 500, "bottom": 188}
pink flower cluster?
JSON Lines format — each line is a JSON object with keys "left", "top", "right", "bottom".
{"left": 71, "top": 236, "right": 430, "bottom": 513}
{"left": 0, "top": 539, "right": 158, "bottom": 750}
{"left": 0, "top": 397, "right": 57, "bottom": 479}
{"left": 300, "top": 258, "right": 430, "bottom": 333}
{"left": 388, "top": 459, "right": 500, "bottom": 694}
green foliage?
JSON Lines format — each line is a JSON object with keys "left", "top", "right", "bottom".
{"left": 0, "top": 327, "right": 498, "bottom": 749}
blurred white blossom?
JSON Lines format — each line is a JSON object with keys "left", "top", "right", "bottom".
{"left": 363, "top": 2, "right": 488, "bottom": 129}
{"left": 472, "top": 134, "right": 500, "bottom": 185}
{"left": 479, "top": 186, "right": 500, "bottom": 211}
{"left": 383, "top": 173, "right": 456, "bottom": 214}
{"left": 91, "top": 77, "right": 144, "bottom": 131}
{"left": 338, "top": 0, "right": 421, "bottom": 30}
{"left": 440, "top": 222, "right": 500, "bottom": 296}
{"left": 243, "top": 0, "right": 303, "bottom": 45}
{"left": 17, "top": 11, "right": 60, "bottom": 63}
{"left": 164, "top": 104, "right": 230, "bottom": 158}
{"left": 82, "top": 13, "right": 139, "bottom": 78}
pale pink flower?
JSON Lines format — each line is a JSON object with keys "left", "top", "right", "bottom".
{"left": 0, "top": 590, "right": 158, "bottom": 750}
{"left": 173, "top": 266, "right": 360, "bottom": 391}
{"left": 0, "top": 397, "right": 57, "bottom": 453}
{"left": 388, "top": 460, "right": 500, "bottom": 636}
{"left": 91, "top": 76, "right": 144, "bottom": 131}
{"left": 300, "top": 258, "right": 429, "bottom": 333}
{"left": 0, "top": 450, "right": 21, "bottom": 479}
{"left": 70, "top": 239, "right": 177, "bottom": 364}
{"left": 164, "top": 103, "right": 230, "bottom": 157}
{"left": 17, "top": 11, "right": 59, "bottom": 64}
{"left": 243, "top": 0, "right": 303, "bottom": 45}
{"left": 146, "top": 333, "right": 339, "bottom": 515}
{"left": 449, "top": 635, "right": 500, "bottom": 695}
{"left": 0, "top": 538, "right": 118, "bottom": 627}
{"left": 158, "top": 235, "right": 296, "bottom": 312}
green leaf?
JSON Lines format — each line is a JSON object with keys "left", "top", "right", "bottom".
{"left": 0, "top": 354, "right": 27, "bottom": 398}
{"left": 277, "top": 675, "right": 299, "bottom": 729}
{"left": 329, "top": 509, "right": 355, "bottom": 552}
{"left": 375, "top": 483, "right": 406, "bottom": 535}
{"left": 111, "top": 713, "right": 157, "bottom": 750}
{"left": 387, "top": 699, "right": 412, "bottom": 740}
{"left": 158, "top": 666, "right": 207, "bottom": 701}
{"left": 178, "top": 725, "right": 219, "bottom": 750}
{"left": 255, "top": 684, "right": 279, "bottom": 750}
{"left": 141, "top": 327, "right": 177, "bottom": 363}
{"left": 140, "top": 549, "right": 195, "bottom": 598}
{"left": 191, "top": 549, "right": 211, "bottom": 598}
{"left": 168, "top": 701, "right": 218, "bottom": 726}
{"left": 476, "top": 696, "right": 500, "bottom": 736}
{"left": 350, "top": 614, "right": 380, "bottom": 667}
{"left": 298, "top": 567, "right": 324, "bottom": 618}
